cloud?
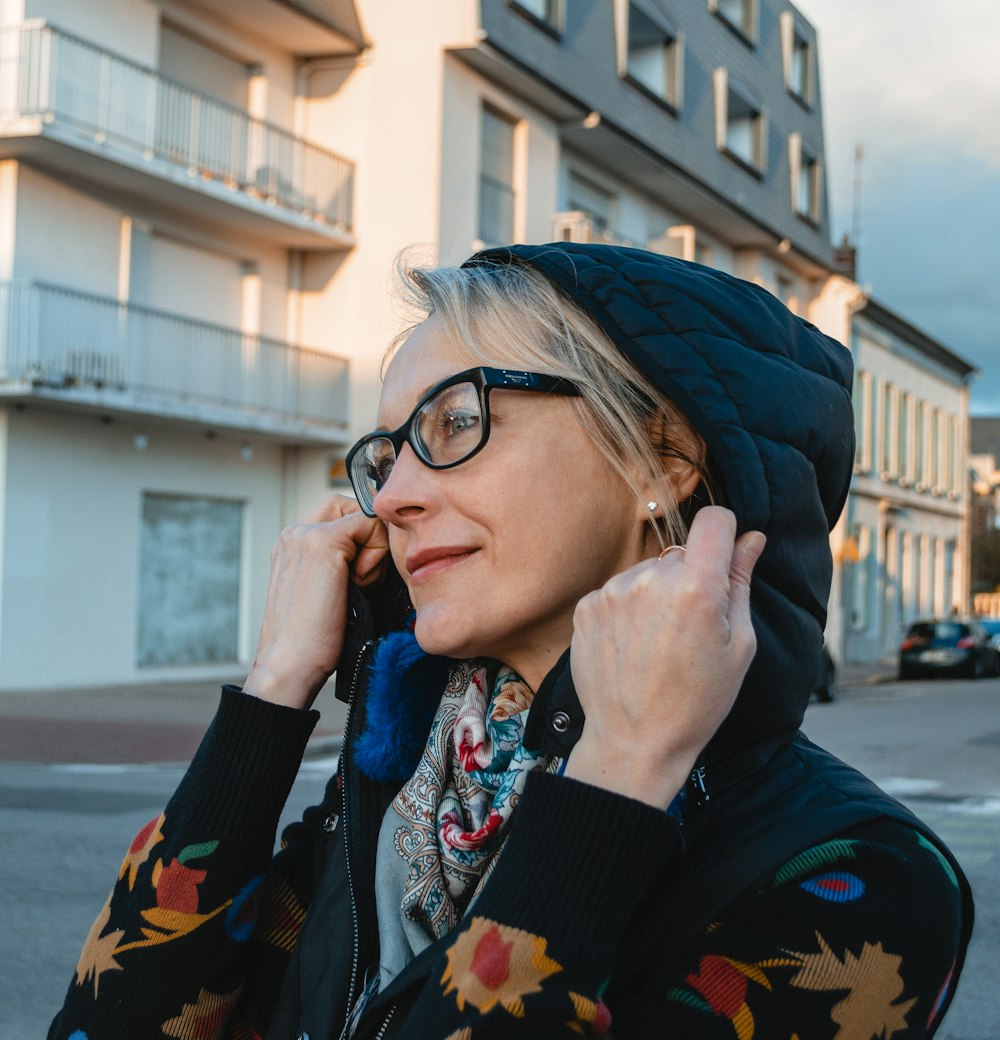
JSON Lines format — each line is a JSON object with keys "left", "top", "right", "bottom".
{"left": 800, "top": 0, "right": 1000, "bottom": 412}
{"left": 805, "top": 0, "right": 1000, "bottom": 168}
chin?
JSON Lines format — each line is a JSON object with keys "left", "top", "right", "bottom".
{"left": 412, "top": 603, "right": 490, "bottom": 661}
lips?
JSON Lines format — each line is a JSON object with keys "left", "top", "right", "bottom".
{"left": 405, "top": 545, "right": 479, "bottom": 581}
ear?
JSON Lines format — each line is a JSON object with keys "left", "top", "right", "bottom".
{"left": 664, "top": 453, "right": 702, "bottom": 503}
{"left": 637, "top": 454, "right": 702, "bottom": 523}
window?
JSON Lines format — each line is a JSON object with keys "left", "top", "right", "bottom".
{"left": 711, "top": 0, "right": 755, "bottom": 42}
{"left": 138, "top": 494, "right": 243, "bottom": 666}
{"left": 789, "top": 135, "right": 821, "bottom": 223}
{"left": 780, "top": 12, "right": 812, "bottom": 103}
{"left": 846, "top": 522, "right": 871, "bottom": 631}
{"left": 479, "top": 105, "right": 516, "bottom": 246}
{"left": 927, "top": 405, "right": 939, "bottom": 490}
{"left": 622, "top": 2, "right": 682, "bottom": 109}
{"left": 715, "top": 69, "right": 765, "bottom": 172}
{"left": 898, "top": 392, "right": 911, "bottom": 483}
{"left": 950, "top": 416, "right": 960, "bottom": 496}
{"left": 567, "top": 172, "right": 615, "bottom": 232}
{"left": 510, "top": 0, "right": 562, "bottom": 32}
{"left": 914, "top": 401, "right": 926, "bottom": 487}
{"left": 853, "top": 370, "right": 873, "bottom": 472}
{"left": 879, "top": 381, "right": 896, "bottom": 478}
{"left": 935, "top": 409, "right": 948, "bottom": 492}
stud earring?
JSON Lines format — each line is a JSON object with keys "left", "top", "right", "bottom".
{"left": 647, "top": 501, "right": 658, "bottom": 512}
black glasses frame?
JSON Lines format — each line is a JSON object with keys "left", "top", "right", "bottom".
{"left": 345, "top": 366, "right": 582, "bottom": 516}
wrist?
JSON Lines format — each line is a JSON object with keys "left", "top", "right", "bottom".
{"left": 243, "top": 659, "right": 325, "bottom": 709}
{"left": 564, "top": 734, "right": 696, "bottom": 810}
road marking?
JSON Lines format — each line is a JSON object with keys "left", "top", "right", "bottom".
{"left": 876, "top": 776, "right": 944, "bottom": 796}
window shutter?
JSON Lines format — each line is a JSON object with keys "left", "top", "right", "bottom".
{"left": 159, "top": 23, "right": 249, "bottom": 110}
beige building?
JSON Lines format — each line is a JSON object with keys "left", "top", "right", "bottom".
{"left": 838, "top": 299, "right": 975, "bottom": 666}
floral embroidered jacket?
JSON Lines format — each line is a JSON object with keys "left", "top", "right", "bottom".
{"left": 49, "top": 682, "right": 969, "bottom": 1040}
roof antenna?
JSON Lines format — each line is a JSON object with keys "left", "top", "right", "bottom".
{"left": 851, "top": 143, "right": 864, "bottom": 279}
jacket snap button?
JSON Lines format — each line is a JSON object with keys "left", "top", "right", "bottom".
{"left": 322, "top": 812, "right": 339, "bottom": 833}
{"left": 296, "top": 1033, "right": 310, "bottom": 1040}
{"left": 550, "top": 710, "right": 571, "bottom": 733}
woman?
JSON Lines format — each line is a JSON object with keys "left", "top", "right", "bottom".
{"left": 51, "top": 244, "right": 972, "bottom": 1040}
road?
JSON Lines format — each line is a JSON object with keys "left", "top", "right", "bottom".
{"left": 1, "top": 676, "right": 997, "bottom": 1039}
{"left": 802, "top": 676, "right": 1000, "bottom": 1040}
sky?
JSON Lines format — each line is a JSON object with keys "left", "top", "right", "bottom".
{"left": 798, "top": 0, "right": 1000, "bottom": 414}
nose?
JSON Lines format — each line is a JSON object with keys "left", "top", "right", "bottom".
{"left": 372, "top": 442, "right": 433, "bottom": 522}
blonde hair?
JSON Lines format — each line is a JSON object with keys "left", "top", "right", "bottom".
{"left": 391, "top": 255, "right": 709, "bottom": 549}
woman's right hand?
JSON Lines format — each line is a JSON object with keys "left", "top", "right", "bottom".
{"left": 242, "top": 495, "right": 390, "bottom": 710}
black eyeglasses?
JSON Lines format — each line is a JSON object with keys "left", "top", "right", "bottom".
{"left": 346, "top": 366, "right": 582, "bottom": 516}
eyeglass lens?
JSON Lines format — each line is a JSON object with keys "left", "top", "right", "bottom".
{"left": 354, "top": 381, "right": 485, "bottom": 509}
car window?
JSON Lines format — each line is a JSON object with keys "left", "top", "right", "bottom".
{"left": 907, "top": 622, "right": 965, "bottom": 640}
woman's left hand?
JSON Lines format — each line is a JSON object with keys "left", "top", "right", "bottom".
{"left": 564, "top": 506, "right": 765, "bottom": 809}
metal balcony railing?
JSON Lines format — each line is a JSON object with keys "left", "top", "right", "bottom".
{"left": 0, "top": 280, "right": 349, "bottom": 431}
{"left": 0, "top": 22, "right": 354, "bottom": 230}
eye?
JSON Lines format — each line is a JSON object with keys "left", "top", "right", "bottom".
{"left": 438, "top": 408, "right": 480, "bottom": 437}
{"left": 365, "top": 443, "right": 395, "bottom": 489}
{"left": 415, "top": 383, "right": 483, "bottom": 462}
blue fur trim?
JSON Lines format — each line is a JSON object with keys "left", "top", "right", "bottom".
{"left": 353, "top": 629, "right": 452, "bottom": 783}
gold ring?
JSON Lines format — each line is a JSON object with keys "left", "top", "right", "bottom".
{"left": 658, "top": 545, "right": 686, "bottom": 560}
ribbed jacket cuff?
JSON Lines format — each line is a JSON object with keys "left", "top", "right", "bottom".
{"left": 472, "top": 770, "right": 681, "bottom": 972}
{"left": 166, "top": 685, "right": 320, "bottom": 842}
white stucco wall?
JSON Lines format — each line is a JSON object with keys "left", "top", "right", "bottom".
{"left": 836, "top": 312, "right": 969, "bottom": 666}
{"left": 0, "top": 408, "right": 290, "bottom": 689}
{"left": 0, "top": 160, "right": 16, "bottom": 280}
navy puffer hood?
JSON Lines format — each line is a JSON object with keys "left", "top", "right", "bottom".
{"left": 465, "top": 243, "right": 855, "bottom": 760}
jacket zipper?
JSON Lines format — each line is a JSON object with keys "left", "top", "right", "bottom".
{"left": 690, "top": 764, "right": 710, "bottom": 804}
{"left": 339, "top": 638, "right": 374, "bottom": 1040}
{"left": 374, "top": 1005, "right": 397, "bottom": 1039}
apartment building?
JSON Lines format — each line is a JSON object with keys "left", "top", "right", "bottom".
{"left": 838, "top": 299, "right": 975, "bottom": 665}
{"left": 0, "top": 0, "right": 364, "bottom": 687}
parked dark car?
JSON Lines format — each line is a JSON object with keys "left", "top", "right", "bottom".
{"left": 978, "top": 617, "right": 1000, "bottom": 674}
{"left": 897, "top": 619, "right": 998, "bottom": 680}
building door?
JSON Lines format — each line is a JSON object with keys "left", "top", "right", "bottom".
{"left": 137, "top": 493, "right": 243, "bottom": 666}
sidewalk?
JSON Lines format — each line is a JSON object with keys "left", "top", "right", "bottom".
{"left": 0, "top": 677, "right": 347, "bottom": 765}
{"left": 0, "top": 658, "right": 893, "bottom": 766}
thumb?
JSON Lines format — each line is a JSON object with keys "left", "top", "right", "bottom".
{"left": 729, "top": 530, "right": 765, "bottom": 616}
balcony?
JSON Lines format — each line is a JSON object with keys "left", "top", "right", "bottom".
{"left": 0, "top": 280, "right": 350, "bottom": 445}
{"left": 553, "top": 211, "right": 637, "bottom": 248}
{"left": 194, "top": 0, "right": 367, "bottom": 56}
{"left": 0, "top": 22, "right": 355, "bottom": 249}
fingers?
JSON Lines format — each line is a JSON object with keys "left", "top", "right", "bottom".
{"left": 680, "top": 506, "right": 737, "bottom": 573}
{"left": 660, "top": 507, "right": 764, "bottom": 643}
{"left": 301, "top": 493, "right": 362, "bottom": 524}
{"left": 730, "top": 530, "right": 766, "bottom": 597}
{"left": 297, "top": 494, "right": 390, "bottom": 586}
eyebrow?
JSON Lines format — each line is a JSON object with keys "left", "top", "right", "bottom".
{"left": 372, "top": 375, "right": 461, "bottom": 434}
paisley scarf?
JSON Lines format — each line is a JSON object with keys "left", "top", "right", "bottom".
{"left": 387, "top": 660, "right": 560, "bottom": 941}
